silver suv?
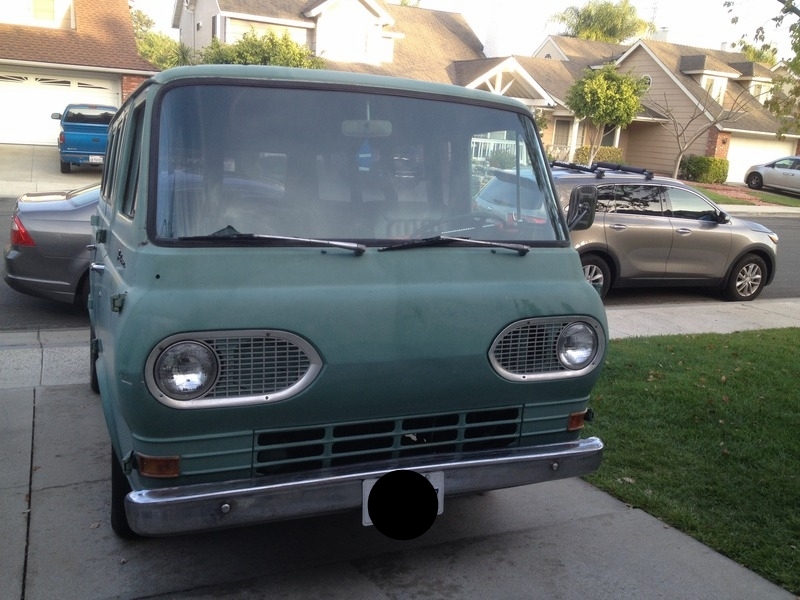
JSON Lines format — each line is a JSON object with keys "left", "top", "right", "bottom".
{"left": 549, "top": 162, "right": 778, "bottom": 301}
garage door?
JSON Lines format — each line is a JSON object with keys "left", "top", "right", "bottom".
{"left": 726, "top": 135, "right": 796, "bottom": 184}
{"left": 0, "top": 66, "right": 120, "bottom": 145}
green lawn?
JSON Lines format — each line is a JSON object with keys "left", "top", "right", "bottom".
{"left": 691, "top": 184, "right": 800, "bottom": 208}
{"left": 583, "top": 329, "right": 800, "bottom": 595}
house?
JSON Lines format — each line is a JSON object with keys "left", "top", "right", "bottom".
{"left": 172, "top": 2, "right": 799, "bottom": 183}
{"left": 0, "top": 0, "right": 157, "bottom": 145}
{"left": 533, "top": 36, "right": 800, "bottom": 183}
{"left": 172, "top": 0, "right": 485, "bottom": 83}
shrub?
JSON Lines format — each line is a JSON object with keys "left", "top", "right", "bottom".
{"left": 680, "top": 155, "right": 729, "bottom": 183}
{"left": 487, "top": 149, "right": 516, "bottom": 169}
{"left": 573, "top": 145, "right": 625, "bottom": 166}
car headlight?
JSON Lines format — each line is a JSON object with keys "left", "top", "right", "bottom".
{"left": 557, "top": 322, "right": 598, "bottom": 370}
{"left": 154, "top": 341, "right": 219, "bottom": 400}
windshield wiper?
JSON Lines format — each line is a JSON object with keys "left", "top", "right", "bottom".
{"left": 379, "top": 235, "right": 529, "bottom": 256}
{"left": 179, "top": 226, "right": 366, "bottom": 255}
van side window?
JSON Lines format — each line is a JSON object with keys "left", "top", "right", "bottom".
{"left": 121, "top": 105, "right": 145, "bottom": 217}
{"left": 101, "top": 119, "right": 123, "bottom": 205}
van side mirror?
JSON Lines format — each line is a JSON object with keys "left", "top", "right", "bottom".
{"left": 567, "top": 185, "right": 597, "bottom": 231}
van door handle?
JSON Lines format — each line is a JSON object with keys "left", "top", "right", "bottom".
{"left": 676, "top": 228, "right": 692, "bottom": 235}
{"left": 609, "top": 224, "right": 627, "bottom": 231}
{"left": 90, "top": 263, "right": 106, "bottom": 274}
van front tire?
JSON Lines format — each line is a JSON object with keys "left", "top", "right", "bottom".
{"left": 111, "top": 448, "right": 140, "bottom": 539}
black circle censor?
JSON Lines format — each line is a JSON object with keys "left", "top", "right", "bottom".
{"left": 367, "top": 470, "right": 439, "bottom": 540}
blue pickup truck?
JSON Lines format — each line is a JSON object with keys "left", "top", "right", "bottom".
{"left": 51, "top": 104, "right": 116, "bottom": 173}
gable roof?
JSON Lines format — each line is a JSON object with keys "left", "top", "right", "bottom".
{"left": 325, "top": 4, "right": 484, "bottom": 84}
{"left": 0, "top": 0, "right": 155, "bottom": 73}
{"left": 622, "top": 39, "right": 785, "bottom": 135}
{"left": 539, "top": 36, "right": 628, "bottom": 65}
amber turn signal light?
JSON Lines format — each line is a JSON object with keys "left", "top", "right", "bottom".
{"left": 136, "top": 453, "right": 180, "bottom": 478}
{"left": 567, "top": 410, "right": 588, "bottom": 431}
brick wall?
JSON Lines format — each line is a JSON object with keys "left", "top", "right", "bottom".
{"left": 705, "top": 128, "right": 731, "bottom": 159}
{"left": 122, "top": 74, "right": 149, "bottom": 102}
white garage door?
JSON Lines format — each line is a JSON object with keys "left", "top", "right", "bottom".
{"left": 0, "top": 66, "right": 120, "bottom": 145}
{"left": 726, "top": 135, "right": 796, "bottom": 184}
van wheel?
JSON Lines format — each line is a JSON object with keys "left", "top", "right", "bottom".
{"left": 724, "top": 253, "right": 766, "bottom": 301}
{"left": 581, "top": 254, "right": 610, "bottom": 298}
{"left": 111, "top": 448, "right": 140, "bottom": 539}
{"left": 746, "top": 173, "right": 763, "bottom": 190}
{"left": 60, "top": 160, "right": 71, "bottom": 174}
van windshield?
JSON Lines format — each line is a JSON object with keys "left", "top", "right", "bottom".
{"left": 153, "top": 84, "right": 565, "bottom": 245}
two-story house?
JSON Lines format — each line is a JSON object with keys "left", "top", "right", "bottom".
{"left": 0, "top": 0, "right": 156, "bottom": 145}
{"left": 527, "top": 36, "right": 800, "bottom": 182}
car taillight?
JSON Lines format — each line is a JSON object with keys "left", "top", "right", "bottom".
{"left": 58, "top": 131, "right": 65, "bottom": 145}
{"left": 10, "top": 215, "right": 36, "bottom": 246}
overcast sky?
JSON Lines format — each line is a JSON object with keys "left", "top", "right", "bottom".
{"left": 132, "top": 0, "right": 795, "bottom": 60}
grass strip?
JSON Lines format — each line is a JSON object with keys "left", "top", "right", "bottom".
{"left": 584, "top": 328, "right": 800, "bottom": 594}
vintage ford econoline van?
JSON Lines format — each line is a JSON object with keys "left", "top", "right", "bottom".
{"left": 89, "top": 65, "right": 606, "bottom": 538}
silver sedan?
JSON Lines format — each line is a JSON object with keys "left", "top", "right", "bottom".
{"left": 3, "top": 182, "right": 99, "bottom": 307}
{"left": 744, "top": 156, "right": 800, "bottom": 193}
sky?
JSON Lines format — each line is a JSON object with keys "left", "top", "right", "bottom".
{"left": 131, "top": 0, "right": 796, "bottom": 60}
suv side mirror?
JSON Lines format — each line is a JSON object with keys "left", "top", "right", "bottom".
{"left": 567, "top": 185, "right": 598, "bottom": 231}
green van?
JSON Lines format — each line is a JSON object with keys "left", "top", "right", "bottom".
{"left": 89, "top": 65, "right": 606, "bottom": 538}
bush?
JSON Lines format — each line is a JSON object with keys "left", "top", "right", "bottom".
{"left": 487, "top": 149, "right": 516, "bottom": 169}
{"left": 680, "top": 155, "right": 729, "bottom": 183}
{"left": 573, "top": 145, "right": 624, "bottom": 166}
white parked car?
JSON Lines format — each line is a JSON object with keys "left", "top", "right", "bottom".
{"left": 744, "top": 156, "right": 800, "bottom": 193}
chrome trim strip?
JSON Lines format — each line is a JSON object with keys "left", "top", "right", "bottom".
{"left": 125, "top": 437, "right": 603, "bottom": 536}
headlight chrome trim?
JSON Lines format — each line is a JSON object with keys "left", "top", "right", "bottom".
{"left": 488, "top": 316, "right": 605, "bottom": 382}
{"left": 145, "top": 330, "right": 323, "bottom": 409}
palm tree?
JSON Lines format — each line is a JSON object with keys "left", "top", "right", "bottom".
{"left": 551, "top": 0, "right": 654, "bottom": 43}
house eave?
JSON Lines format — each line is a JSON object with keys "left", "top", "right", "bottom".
{"left": 221, "top": 12, "right": 315, "bottom": 30}
{"left": 0, "top": 58, "right": 157, "bottom": 77}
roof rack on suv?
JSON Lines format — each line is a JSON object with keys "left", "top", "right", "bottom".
{"left": 551, "top": 160, "right": 654, "bottom": 180}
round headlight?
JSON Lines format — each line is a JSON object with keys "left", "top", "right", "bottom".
{"left": 154, "top": 341, "right": 219, "bottom": 400}
{"left": 557, "top": 322, "right": 598, "bottom": 370}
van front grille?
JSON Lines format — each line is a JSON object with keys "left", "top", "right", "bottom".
{"left": 253, "top": 407, "right": 521, "bottom": 476}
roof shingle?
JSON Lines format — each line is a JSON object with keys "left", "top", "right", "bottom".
{"left": 0, "top": 0, "right": 155, "bottom": 73}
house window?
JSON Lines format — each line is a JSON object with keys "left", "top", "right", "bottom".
{"left": 553, "top": 119, "right": 571, "bottom": 146}
{"left": 703, "top": 76, "right": 726, "bottom": 104}
{"left": 601, "top": 125, "right": 616, "bottom": 147}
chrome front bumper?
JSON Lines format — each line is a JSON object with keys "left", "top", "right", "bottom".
{"left": 126, "top": 436, "right": 603, "bottom": 536}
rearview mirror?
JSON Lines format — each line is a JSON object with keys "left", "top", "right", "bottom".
{"left": 342, "top": 119, "right": 392, "bottom": 137}
{"left": 567, "top": 185, "right": 598, "bottom": 231}
{"left": 51, "top": 113, "right": 62, "bottom": 120}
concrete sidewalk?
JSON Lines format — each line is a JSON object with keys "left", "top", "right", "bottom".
{"left": 1, "top": 300, "right": 798, "bottom": 599}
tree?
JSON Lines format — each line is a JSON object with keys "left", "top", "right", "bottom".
{"left": 645, "top": 86, "right": 754, "bottom": 178}
{"left": 565, "top": 64, "right": 648, "bottom": 164}
{"left": 131, "top": 9, "right": 195, "bottom": 69}
{"left": 200, "top": 30, "right": 325, "bottom": 68}
{"left": 551, "top": 0, "right": 654, "bottom": 43}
